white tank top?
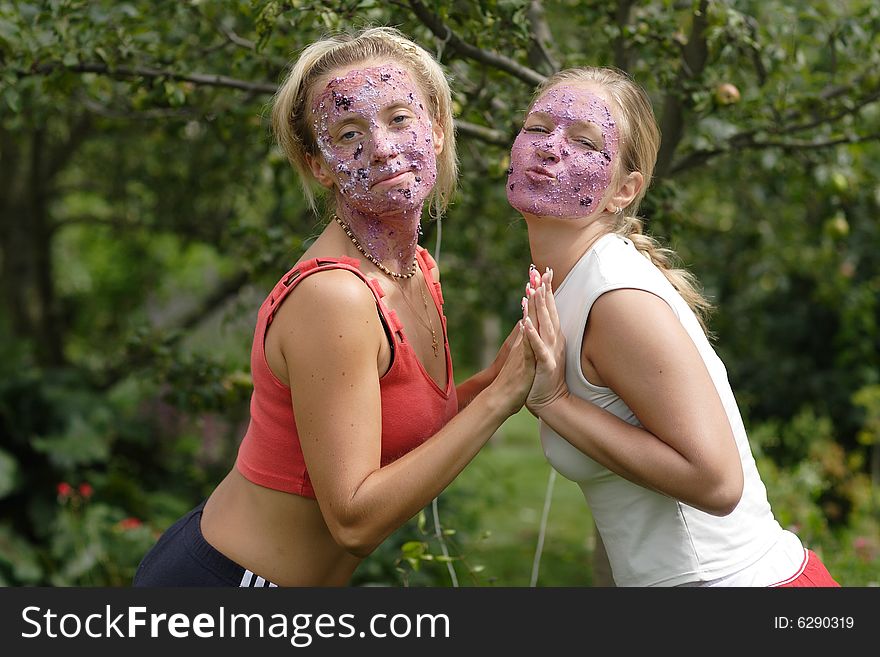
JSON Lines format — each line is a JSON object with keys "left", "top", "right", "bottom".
{"left": 541, "top": 233, "right": 805, "bottom": 586}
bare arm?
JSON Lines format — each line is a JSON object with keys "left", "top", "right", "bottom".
{"left": 279, "top": 270, "right": 534, "bottom": 556}
{"left": 525, "top": 282, "right": 743, "bottom": 516}
{"left": 455, "top": 323, "right": 520, "bottom": 409}
{"left": 424, "top": 256, "right": 519, "bottom": 411}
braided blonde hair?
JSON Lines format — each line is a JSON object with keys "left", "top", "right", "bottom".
{"left": 531, "top": 67, "right": 712, "bottom": 329}
{"left": 271, "top": 26, "right": 457, "bottom": 219}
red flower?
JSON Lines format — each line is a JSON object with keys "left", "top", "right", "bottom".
{"left": 119, "top": 517, "right": 142, "bottom": 530}
{"left": 78, "top": 482, "right": 94, "bottom": 499}
{"left": 56, "top": 482, "right": 72, "bottom": 497}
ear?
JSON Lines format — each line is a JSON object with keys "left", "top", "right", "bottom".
{"left": 431, "top": 120, "right": 445, "bottom": 157}
{"left": 306, "top": 152, "right": 336, "bottom": 189}
{"left": 606, "top": 171, "right": 644, "bottom": 213}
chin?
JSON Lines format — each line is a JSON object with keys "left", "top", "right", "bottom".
{"left": 372, "top": 194, "right": 428, "bottom": 217}
{"left": 509, "top": 198, "right": 561, "bottom": 219}
{"left": 506, "top": 190, "right": 531, "bottom": 215}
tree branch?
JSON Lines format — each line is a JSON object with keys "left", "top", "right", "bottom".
{"left": 25, "top": 62, "right": 278, "bottom": 94}
{"left": 526, "top": 0, "right": 560, "bottom": 74}
{"left": 671, "top": 81, "right": 880, "bottom": 174}
{"left": 45, "top": 114, "right": 93, "bottom": 182}
{"left": 656, "top": 0, "right": 710, "bottom": 179}
{"left": 94, "top": 268, "right": 253, "bottom": 391}
{"left": 0, "top": 125, "right": 18, "bottom": 204}
{"left": 407, "top": 0, "right": 546, "bottom": 86}
{"left": 612, "top": 0, "right": 635, "bottom": 71}
{"left": 174, "top": 270, "right": 253, "bottom": 335}
{"left": 670, "top": 131, "right": 880, "bottom": 175}
{"left": 80, "top": 97, "right": 200, "bottom": 121}
{"left": 454, "top": 119, "right": 511, "bottom": 147}
{"left": 775, "top": 87, "right": 880, "bottom": 136}
{"left": 744, "top": 15, "right": 767, "bottom": 86}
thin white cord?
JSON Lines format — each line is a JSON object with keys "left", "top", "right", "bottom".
{"left": 428, "top": 216, "right": 457, "bottom": 586}
{"left": 433, "top": 215, "right": 442, "bottom": 265}
{"left": 431, "top": 496, "right": 458, "bottom": 586}
{"left": 530, "top": 468, "right": 557, "bottom": 587}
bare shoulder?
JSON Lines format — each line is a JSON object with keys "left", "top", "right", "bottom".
{"left": 275, "top": 268, "right": 378, "bottom": 327}
{"left": 589, "top": 287, "right": 678, "bottom": 341}
{"left": 266, "top": 268, "right": 384, "bottom": 382}
{"left": 584, "top": 288, "right": 693, "bottom": 384}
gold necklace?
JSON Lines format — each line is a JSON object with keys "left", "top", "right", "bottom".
{"left": 394, "top": 277, "right": 440, "bottom": 359}
{"left": 334, "top": 215, "right": 417, "bottom": 279}
{"left": 418, "top": 283, "right": 440, "bottom": 358}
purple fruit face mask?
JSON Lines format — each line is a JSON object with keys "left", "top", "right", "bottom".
{"left": 507, "top": 85, "right": 619, "bottom": 218}
{"left": 311, "top": 64, "right": 437, "bottom": 218}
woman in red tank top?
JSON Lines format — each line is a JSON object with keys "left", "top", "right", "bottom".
{"left": 134, "top": 26, "right": 536, "bottom": 587}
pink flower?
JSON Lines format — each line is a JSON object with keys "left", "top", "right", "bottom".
{"left": 78, "top": 483, "right": 93, "bottom": 499}
{"left": 853, "top": 536, "right": 874, "bottom": 562}
{"left": 56, "top": 482, "right": 72, "bottom": 498}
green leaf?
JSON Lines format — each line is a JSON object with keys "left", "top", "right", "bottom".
{"left": 0, "top": 524, "right": 43, "bottom": 584}
{"left": 400, "top": 541, "right": 426, "bottom": 557}
{"left": 0, "top": 448, "right": 19, "bottom": 499}
{"left": 32, "top": 414, "right": 113, "bottom": 469}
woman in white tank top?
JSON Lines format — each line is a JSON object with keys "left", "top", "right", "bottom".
{"left": 511, "top": 67, "right": 839, "bottom": 587}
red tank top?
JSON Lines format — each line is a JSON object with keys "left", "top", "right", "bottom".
{"left": 235, "top": 247, "right": 458, "bottom": 498}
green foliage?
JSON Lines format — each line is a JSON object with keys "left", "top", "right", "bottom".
{"left": 0, "top": 0, "right": 878, "bottom": 585}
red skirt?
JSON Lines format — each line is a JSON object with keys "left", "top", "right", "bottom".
{"left": 772, "top": 550, "right": 840, "bottom": 587}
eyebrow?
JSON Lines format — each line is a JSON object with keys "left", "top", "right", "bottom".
{"left": 325, "top": 98, "right": 415, "bottom": 120}
{"left": 325, "top": 112, "right": 366, "bottom": 129}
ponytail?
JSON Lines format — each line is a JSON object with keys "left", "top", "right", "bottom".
{"left": 614, "top": 215, "right": 713, "bottom": 332}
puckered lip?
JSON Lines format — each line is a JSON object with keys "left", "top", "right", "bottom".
{"left": 371, "top": 168, "right": 414, "bottom": 188}
{"left": 525, "top": 166, "right": 556, "bottom": 180}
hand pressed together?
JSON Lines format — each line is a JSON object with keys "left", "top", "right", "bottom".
{"left": 522, "top": 267, "right": 569, "bottom": 416}
{"left": 489, "top": 322, "right": 537, "bottom": 417}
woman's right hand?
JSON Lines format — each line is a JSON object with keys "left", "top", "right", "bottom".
{"left": 522, "top": 268, "right": 569, "bottom": 417}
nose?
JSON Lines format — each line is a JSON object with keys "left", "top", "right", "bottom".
{"left": 535, "top": 136, "right": 561, "bottom": 163}
{"left": 370, "top": 128, "right": 399, "bottom": 164}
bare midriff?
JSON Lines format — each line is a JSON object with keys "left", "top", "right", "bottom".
{"left": 200, "top": 468, "right": 361, "bottom": 586}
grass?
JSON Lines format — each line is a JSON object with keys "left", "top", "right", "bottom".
{"left": 402, "top": 408, "right": 880, "bottom": 588}
{"left": 434, "top": 408, "right": 600, "bottom": 587}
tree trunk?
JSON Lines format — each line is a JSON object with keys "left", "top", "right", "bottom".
{"left": 0, "top": 125, "right": 71, "bottom": 367}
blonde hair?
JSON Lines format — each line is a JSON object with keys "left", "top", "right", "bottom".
{"left": 271, "top": 26, "right": 457, "bottom": 219}
{"left": 531, "top": 67, "right": 712, "bottom": 328}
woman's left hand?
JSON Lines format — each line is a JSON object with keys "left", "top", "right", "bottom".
{"left": 522, "top": 268, "right": 568, "bottom": 416}
{"left": 487, "top": 320, "right": 523, "bottom": 381}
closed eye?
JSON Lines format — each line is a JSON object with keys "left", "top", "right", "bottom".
{"left": 524, "top": 124, "right": 549, "bottom": 134}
